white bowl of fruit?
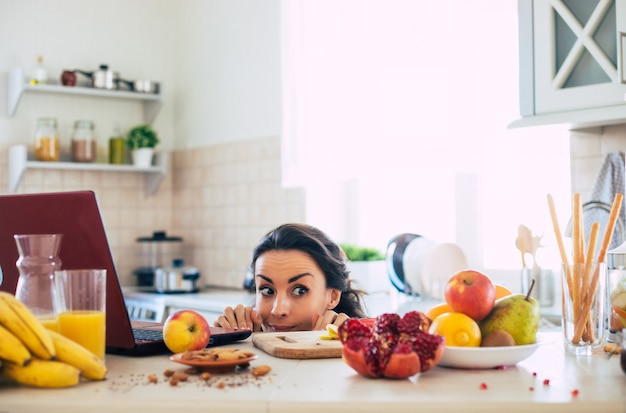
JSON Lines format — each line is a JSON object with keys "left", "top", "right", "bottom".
{"left": 427, "top": 270, "right": 542, "bottom": 369}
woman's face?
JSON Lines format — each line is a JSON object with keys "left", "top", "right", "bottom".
{"left": 254, "top": 249, "right": 340, "bottom": 332}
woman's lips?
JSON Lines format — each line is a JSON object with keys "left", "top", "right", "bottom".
{"left": 269, "top": 325, "right": 295, "bottom": 332}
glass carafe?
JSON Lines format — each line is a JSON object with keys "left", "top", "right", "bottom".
{"left": 14, "top": 234, "right": 63, "bottom": 330}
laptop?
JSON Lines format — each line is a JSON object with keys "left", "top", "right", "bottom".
{"left": 0, "top": 190, "right": 251, "bottom": 356}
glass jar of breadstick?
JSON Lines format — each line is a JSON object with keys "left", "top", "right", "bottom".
{"left": 548, "top": 192, "right": 624, "bottom": 355}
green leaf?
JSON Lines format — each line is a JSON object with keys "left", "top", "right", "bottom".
{"left": 340, "top": 243, "right": 385, "bottom": 261}
{"left": 126, "top": 124, "right": 160, "bottom": 149}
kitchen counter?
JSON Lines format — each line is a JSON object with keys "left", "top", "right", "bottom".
{"left": 122, "top": 287, "right": 256, "bottom": 323}
{"left": 123, "top": 286, "right": 256, "bottom": 312}
{"left": 1, "top": 332, "right": 624, "bottom": 413}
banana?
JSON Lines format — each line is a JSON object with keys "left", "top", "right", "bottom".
{"left": 320, "top": 323, "right": 339, "bottom": 340}
{"left": 2, "top": 358, "right": 80, "bottom": 388}
{"left": 0, "top": 324, "right": 32, "bottom": 366}
{"left": 47, "top": 329, "right": 107, "bottom": 380}
{"left": 327, "top": 324, "right": 339, "bottom": 339}
{"left": 0, "top": 291, "right": 55, "bottom": 360}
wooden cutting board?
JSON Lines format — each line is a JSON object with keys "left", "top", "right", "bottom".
{"left": 252, "top": 331, "right": 343, "bottom": 359}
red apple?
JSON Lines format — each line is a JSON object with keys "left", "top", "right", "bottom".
{"left": 444, "top": 270, "right": 496, "bottom": 321}
{"left": 162, "top": 310, "right": 211, "bottom": 353}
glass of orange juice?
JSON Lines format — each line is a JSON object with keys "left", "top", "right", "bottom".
{"left": 55, "top": 269, "right": 106, "bottom": 359}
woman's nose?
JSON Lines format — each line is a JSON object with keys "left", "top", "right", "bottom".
{"left": 271, "top": 294, "right": 289, "bottom": 317}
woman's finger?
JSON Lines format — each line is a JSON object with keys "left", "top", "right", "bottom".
{"left": 250, "top": 309, "right": 263, "bottom": 332}
{"left": 331, "top": 312, "right": 349, "bottom": 327}
{"left": 233, "top": 304, "right": 248, "bottom": 329}
{"left": 313, "top": 310, "right": 338, "bottom": 330}
{"left": 213, "top": 314, "right": 233, "bottom": 329}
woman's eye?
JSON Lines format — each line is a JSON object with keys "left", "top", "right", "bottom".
{"left": 293, "top": 286, "right": 309, "bottom": 296}
{"left": 259, "top": 286, "right": 274, "bottom": 296}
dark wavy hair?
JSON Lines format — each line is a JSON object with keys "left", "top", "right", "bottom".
{"left": 251, "top": 223, "right": 367, "bottom": 318}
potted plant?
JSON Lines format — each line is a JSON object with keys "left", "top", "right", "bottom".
{"left": 126, "top": 124, "right": 159, "bottom": 167}
{"left": 340, "top": 243, "right": 387, "bottom": 293}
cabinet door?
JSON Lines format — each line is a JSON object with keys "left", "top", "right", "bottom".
{"left": 533, "top": 0, "right": 626, "bottom": 114}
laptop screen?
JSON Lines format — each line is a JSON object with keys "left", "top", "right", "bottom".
{"left": 0, "top": 191, "right": 135, "bottom": 349}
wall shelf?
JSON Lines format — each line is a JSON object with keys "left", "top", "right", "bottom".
{"left": 7, "top": 67, "right": 163, "bottom": 123}
{"left": 8, "top": 145, "right": 167, "bottom": 196}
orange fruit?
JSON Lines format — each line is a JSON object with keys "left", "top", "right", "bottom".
{"left": 428, "top": 312, "right": 481, "bottom": 347}
{"left": 426, "top": 302, "right": 453, "bottom": 321}
{"left": 494, "top": 284, "right": 513, "bottom": 299}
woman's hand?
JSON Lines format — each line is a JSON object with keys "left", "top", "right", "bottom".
{"left": 213, "top": 304, "right": 263, "bottom": 332}
{"left": 312, "top": 310, "right": 349, "bottom": 331}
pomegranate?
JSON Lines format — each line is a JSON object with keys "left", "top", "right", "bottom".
{"left": 338, "top": 311, "right": 445, "bottom": 379}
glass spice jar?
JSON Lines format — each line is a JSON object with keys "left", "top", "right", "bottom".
{"left": 109, "top": 122, "right": 125, "bottom": 164}
{"left": 71, "top": 120, "right": 96, "bottom": 163}
{"left": 34, "top": 117, "right": 60, "bottom": 161}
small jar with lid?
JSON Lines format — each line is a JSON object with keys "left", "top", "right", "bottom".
{"left": 34, "top": 117, "right": 60, "bottom": 161}
{"left": 71, "top": 120, "right": 96, "bottom": 162}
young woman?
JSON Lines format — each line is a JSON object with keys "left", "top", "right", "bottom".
{"left": 214, "top": 223, "right": 366, "bottom": 332}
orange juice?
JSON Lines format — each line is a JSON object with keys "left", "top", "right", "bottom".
{"left": 40, "top": 317, "right": 59, "bottom": 332}
{"left": 58, "top": 310, "right": 106, "bottom": 359}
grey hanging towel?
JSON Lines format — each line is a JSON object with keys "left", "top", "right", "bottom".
{"left": 565, "top": 151, "right": 626, "bottom": 257}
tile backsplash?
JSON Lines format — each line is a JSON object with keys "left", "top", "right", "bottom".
{"left": 0, "top": 137, "right": 305, "bottom": 288}
{"left": 570, "top": 123, "right": 626, "bottom": 199}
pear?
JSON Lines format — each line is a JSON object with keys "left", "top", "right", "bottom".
{"left": 479, "top": 279, "right": 540, "bottom": 345}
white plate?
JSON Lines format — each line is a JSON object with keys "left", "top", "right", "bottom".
{"left": 420, "top": 242, "right": 468, "bottom": 300}
{"left": 437, "top": 342, "right": 540, "bottom": 369}
{"left": 402, "top": 237, "right": 437, "bottom": 296}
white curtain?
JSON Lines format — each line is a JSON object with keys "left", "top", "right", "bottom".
{"left": 281, "top": 0, "right": 571, "bottom": 272}
{"left": 281, "top": 0, "right": 457, "bottom": 187}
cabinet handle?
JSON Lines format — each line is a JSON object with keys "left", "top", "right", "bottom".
{"left": 621, "top": 32, "right": 626, "bottom": 84}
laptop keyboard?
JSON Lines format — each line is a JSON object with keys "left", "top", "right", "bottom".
{"left": 132, "top": 328, "right": 164, "bottom": 341}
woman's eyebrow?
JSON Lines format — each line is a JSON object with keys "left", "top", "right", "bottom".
{"left": 287, "top": 273, "right": 312, "bottom": 283}
{"left": 257, "top": 273, "right": 313, "bottom": 284}
{"left": 256, "top": 274, "right": 274, "bottom": 284}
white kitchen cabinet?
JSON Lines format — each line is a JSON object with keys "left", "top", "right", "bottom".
{"left": 512, "top": 0, "right": 626, "bottom": 128}
{"left": 123, "top": 289, "right": 255, "bottom": 324}
{"left": 7, "top": 144, "right": 167, "bottom": 196}
{"left": 6, "top": 67, "right": 163, "bottom": 123}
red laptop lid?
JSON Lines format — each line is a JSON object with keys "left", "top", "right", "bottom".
{"left": 0, "top": 191, "right": 135, "bottom": 349}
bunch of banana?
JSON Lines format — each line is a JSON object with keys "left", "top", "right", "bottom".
{"left": 0, "top": 291, "right": 107, "bottom": 388}
{"left": 0, "top": 291, "right": 55, "bottom": 360}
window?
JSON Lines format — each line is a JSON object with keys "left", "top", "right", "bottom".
{"left": 281, "top": 0, "right": 571, "bottom": 279}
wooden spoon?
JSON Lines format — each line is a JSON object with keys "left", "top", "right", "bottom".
{"left": 516, "top": 224, "right": 532, "bottom": 268}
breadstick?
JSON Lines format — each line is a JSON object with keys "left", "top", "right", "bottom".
{"left": 571, "top": 193, "right": 583, "bottom": 321}
{"left": 572, "top": 193, "right": 623, "bottom": 343}
{"left": 580, "top": 222, "right": 599, "bottom": 343}
{"left": 572, "top": 193, "right": 583, "bottom": 264}
{"left": 546, "top": 194, "right": 570, "bottom": 266}
{"left": 547, "top": 194, "right": 573, "bottom": 313}
{"left": 596, "top": 192, "right": 623, "bottom": 263}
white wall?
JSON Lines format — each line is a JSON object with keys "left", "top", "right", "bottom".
{"left": 0, "top": 0, "right": 281, "bottom": 152}
{"left": 174, "top": 0, "right": 281, "bottom": 149}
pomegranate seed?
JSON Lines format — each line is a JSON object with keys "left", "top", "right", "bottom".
{"left": 532, "top": 372, "right": 537, "bottom": 377}
{"left": 479, "top": 383, "right": 488, "bottom": 390}
{"left": 543, "top": 379, "right": 550, "bottom": 386}
{"left": 571, "top": 389, "right": 579, "bottom": 397}
{"left": 529, "top": 387, "right": 534, "bottom": 391}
